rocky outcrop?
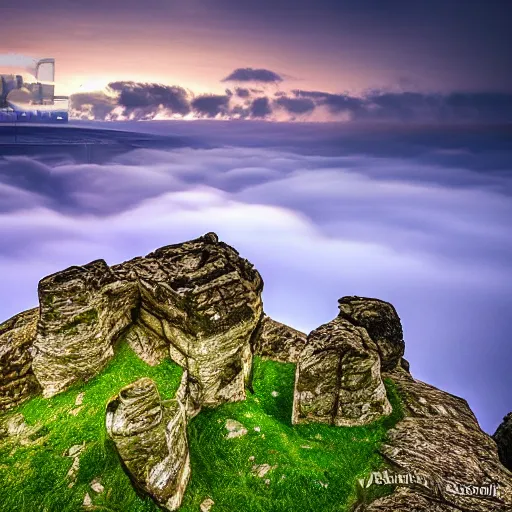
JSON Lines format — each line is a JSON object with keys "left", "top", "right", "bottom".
{"left": 32, "top": 259, "right": 138, "bottom": 397}
{"left": 106, "top": 378, "right": 190, "bottom": 511}
{"left": 494, "top": 412, "right": 512, "bottom": 471}
{"left": 292, "top": 316, "right": 392, "bottom": 427}
{"left": 0, "top": 308, "right": 40, "bottom": 411}
{"left": 114, "top": 232, "right": 264, "bottom": 414}
{"left": 252, "top": 315, "right": 307, "bottom": 363}
{"left": 337, "top": 296, "right": 404, "bottom": 371}
{"left": 0, "top": 233, "right": 263, "bottom": 412}
{"left": 352, "top": 365, "right": 512, "bottom": 511}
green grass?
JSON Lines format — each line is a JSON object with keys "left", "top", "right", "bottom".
{"left": 0, "top": 342, "right": 184, "bottom": 512}
{"left": 0, "top": 346, "right": 403, "bottom": 512}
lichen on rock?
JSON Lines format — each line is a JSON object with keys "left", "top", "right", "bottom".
{"left": 32, "top": 259, "right": 138, "bottom": 397}
{"left": 0, "top": 308, "right": 40, "bottom": 411}
{"left": 106, "top": 378, "right": 190, "bottom": 511}
{"left": 251, "top": 315, "right": 307, "bottom": 363}
{"left": 292, "top": 316, "right": 392, "bottom": 427}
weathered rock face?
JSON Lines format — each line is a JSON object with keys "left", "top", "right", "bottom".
{"left": 32, "top": 260, "right": 138, "bottom": 397}
{"left": 252, "top": 315, "right": 307, "bottom": 363}
{"left": 337, "top": 296, "right": 405, "bottom": 371}
{"left": 353, "top": 366, "right": 512, "bottom": 512}
{"left": 114, "top": 232, "right": 264, "bottom": 413}
{"left": 494, "top": 412, "right": 512, "bottom": 472}
{"left": 292, "top": 316, "right": 391, "bottom": 427}
{"left": 0, "top": 308, "right": 40, "bottom": 411}
{"left": 1, "top": 233, "right": 263, "bottom": 411}
{"left": 106, "top": 378, "right": 190, "bottom": 511}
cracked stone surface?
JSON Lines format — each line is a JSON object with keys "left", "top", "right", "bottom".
{"left": 114, "top": 232, "right": 263, "bottom": 414}
{"left": 0, "top": 308, "right": 40, "bottom": 411}
{"left": 352, "top": 366, "right": 512, "bottom": 512}
{"left": 106, "top": 378, "right": 190, "bottom": 511}
{"left": 251, "top": 315, "right": 307, "bottom": 363}
{"left": 292, "top": 315, "right": 391, "bottom": 427}
{"left": 337, "top": 296, "right": 405, "bottom": 371}
{"left": 1, "top": 233, "right": 263, "bottom": 412}
{"left": 32, "top": 259, "right": 138, "bottom": 397}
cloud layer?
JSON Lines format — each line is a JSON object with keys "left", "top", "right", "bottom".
{"left": 69, "top": 78, "right": 512, "bottom": 123}
{"left": 0, "top": 121, "right": 511, "bottom": 435}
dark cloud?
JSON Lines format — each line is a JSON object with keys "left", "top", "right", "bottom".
{"left": 235, "top": 87, "right": 250, "bottom": 98}
{"left": 108, "top": 81, "right": 190, "bottom": 115}
{"left": 191, "top": 94, "right": 230, "bottom": 117}
{"left": 293, "top": 89, "right": 512, "bottom": 122}
{"left": 275, "top": 96, "right": 315, "bottom": 114}
{"left": 70, "top": 92, "right": 117, "bottom": 120}
{"left": 250, "top": 97, "right": 272, "bottom": 118}
{"left": 69, "top": 81, "right": 512, "bottom": 123}
{"left": 222, "top": 67, "right": 283, "bottom": 83}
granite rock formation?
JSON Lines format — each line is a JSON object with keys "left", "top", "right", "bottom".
{"left": 352, "top": 363, "right": 512, "bottom": 511}
{"left": 32, "top": 259, "right": 138, "bottom": 397}
{"left": 106, "top": 378, "right": 190, "bottom": 511}
{"left": 292, "top": 315, "right": 392, "bottom": 427}
{"left": 1, "top": 233, "right": 263, "bottom": 413}
{"left": 252, "top": 315, "right": 307, "bottom": 363}
{"left": 494, "top": 412, "right": 512, "bottom": 472}
{"left": 337, "top": 296, "right": 405, "bottom": 371}
{"left": 0, "top": 308, "right": 40, "bottom": 411}
{"left": 115, "top": 232, "right": 263, "bottom": 415}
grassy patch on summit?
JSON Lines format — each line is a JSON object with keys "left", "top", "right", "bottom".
{"left": 0, "top": 342, "right": 183, "bottom": 512}
{"left": 0, "top": 346, "right": 403, "bottom": 512}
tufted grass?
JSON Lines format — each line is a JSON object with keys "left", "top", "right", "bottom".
{"left": 0, "top": 344, "right": 403, "bottom": 512}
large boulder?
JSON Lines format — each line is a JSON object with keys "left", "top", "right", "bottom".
{"left": 292, "top": 316, "right": 391, "bottom": 427}
{"left": 0, "top": 308, "right": 40, "bottom": 411}
{"left": 352, "top": 366, "right": 512, "bottom": 512}
{"left": 337, "top": 296, "right": 405, "bottom": 371}
{"left": 114, "top": 232, "right": 264, "bottom": 415}
{"left": 251, "top": 315, "right": 307, "bottom": 363}
{"left": 493, "top": 412, "right": 512, "bottom": 472}
{"left": 106, "top": 378, "right": 190, "bottom": 511}
{"left": 32, "top": 260, "right": 138, "bottom": 397}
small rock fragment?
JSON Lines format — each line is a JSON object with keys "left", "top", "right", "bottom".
{"left": 90, "top": 478, "right": 104, "bottom": 494}
{"left": 271, "top": 391, "right": 279, "bottom": 397}
{"left": 69, "top": 406, "right": 83, "bottom": 416}
{"left": 200, "top": 497, "right": 215, "bottom": 512}
{"left": 75, "top": 392, "right": 85, "bottom": 406}
{"left": 249, "top": 456, "right": 255, "bottom": 461}
{"left": 251, "top": 464, "right": 277, "bottom": 478}
{"left": 254, "top": 426, "right": 261, "bottom": 432}
{"left": 264, "top": 479, "right": 270, "bottom": 485}
{"left": 83, "top": 492, "right": 92, "bottom": 508}
{"left": 65, "top": 443, "right": 86, "bottom": 458}
{"left": 225, "top": 419, "right": 248, "bottom": 439}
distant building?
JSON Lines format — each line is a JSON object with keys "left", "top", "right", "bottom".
{"left": 0, "top": 57, "right": 68, "bottom": 123}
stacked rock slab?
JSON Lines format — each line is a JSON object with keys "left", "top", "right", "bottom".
{"left": 337, "top": 296, "right": 405, "bottom": 371}
{"left": 0, "top": 309, "right": 40, "bottom": 411}
{"left": 0, "top": 233, "right": 263, "bottom": 412}
{"left": 292, "top": 314, "right": 392, "bottom": 427}
{"left": 32, "top": 259, "right": 138, "bottom": 397}
{"left": 493, "top": 412, "right": 512, "bottom": 472}
{"left": 106, "top": 378, "right": 190, "bottom": 511}
{"left": 113, "top": 232, "right": 264, "bottom": 416}
{"left": 252, "top": 315, "right": 307, "bottom": 363}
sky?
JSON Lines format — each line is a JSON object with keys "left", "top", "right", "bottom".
{"left": 1, "top": 0, "right": 512, "bottom": 122}
{"left": 0, "top": 1, "right": 512, "bottom": 435}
